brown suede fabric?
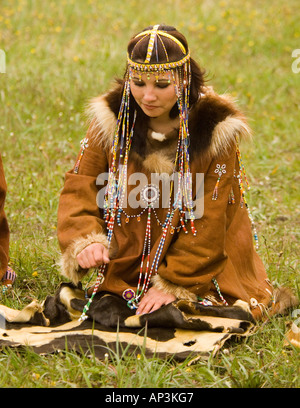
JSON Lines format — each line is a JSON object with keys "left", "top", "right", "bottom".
{"left": 57, "top": 85, "right": 274, "bottom": 319}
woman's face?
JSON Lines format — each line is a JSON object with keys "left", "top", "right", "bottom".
{"left": 130, "top": 72, "right": 178, "bottom": 120}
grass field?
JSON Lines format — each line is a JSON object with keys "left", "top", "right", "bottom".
{"left": 0, "top": 0, "right": 299, "bottom": 388}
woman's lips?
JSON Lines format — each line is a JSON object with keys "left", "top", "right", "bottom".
{"left": 142, "top": 103, "right": 159, "bottom": 110}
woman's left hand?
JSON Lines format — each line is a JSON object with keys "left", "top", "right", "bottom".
{"left": 136, "top": 287, "right": 176, "bottom": 315}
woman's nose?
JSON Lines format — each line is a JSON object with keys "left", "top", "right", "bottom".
{"left": 143, "top": 85, "right": 157, "bottom": 102}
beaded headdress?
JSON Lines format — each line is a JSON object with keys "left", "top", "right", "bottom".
{"left": 80, "top": 25, "right": 195, "bottom": 320}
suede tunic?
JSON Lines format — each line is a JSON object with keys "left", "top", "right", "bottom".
{"left": 57, "top": 85, "right": 274, "bottom": 319}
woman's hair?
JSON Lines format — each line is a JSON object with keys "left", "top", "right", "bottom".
{"left": 127, "top": 24, "right": 206, "bottom": 115}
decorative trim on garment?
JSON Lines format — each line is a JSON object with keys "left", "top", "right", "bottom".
{"left": 212, "top": 164, "right": 226, "bottom": 200}
{"left": 74, "top": 138, "right": 89, "bottom": 174}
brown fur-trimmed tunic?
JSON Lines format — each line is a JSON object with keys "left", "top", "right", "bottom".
{"left": 0, "top": 154, "right": 9, "bottom": 281}
{"left": 57, "top": 84, "right": 295, "bottom": 319}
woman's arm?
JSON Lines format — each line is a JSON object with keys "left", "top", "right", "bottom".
{"left": 57, "top": 127, "right": 109, "bottom": 284}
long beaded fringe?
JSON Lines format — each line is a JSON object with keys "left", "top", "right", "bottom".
{"left": 235, "top": 135, "right": 259, "bottom": 250}
{"left": 79, "top": 62, "right": 196, "bottom": 320}
{"left": 79, "top": 76, "right": 135, "bottom": 321}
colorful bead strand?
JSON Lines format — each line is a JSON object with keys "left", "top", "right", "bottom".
{"left": 74, "top": 138, "right": 89, "bottom": 174}
{"left": 235, "top": 135, "right": 259, "bottom": 250}
{"left": 212, "top": 278, "right": 228, "bottom": 306}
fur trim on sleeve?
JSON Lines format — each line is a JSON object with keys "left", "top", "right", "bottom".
{"left": 151, "top": 274, "right": 198, "bottom": 302}
{"left": 85, "top": 96, "right": 117, "bottom": 150}
{"left": 84, "top": 81, "right": 123, "bottom": 149}
{"left": 58, "top": 231, "right": 109, "bottom": 285}
{"left": 271, "top": 286, "right": 299, "bottom": 315}
{"left": 210, "top": 113, "right": 252, "bottom": 158}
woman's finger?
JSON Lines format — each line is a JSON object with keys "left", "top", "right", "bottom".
{"left": 76, "top": 251, "right": 90, "bottom": 269}
{"left": 77, "top": 243, "right": 110, "bottom": 269}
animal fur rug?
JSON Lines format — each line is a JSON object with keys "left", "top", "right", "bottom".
{"left": 0, "top": 283, "right": 256, "bottom": 361}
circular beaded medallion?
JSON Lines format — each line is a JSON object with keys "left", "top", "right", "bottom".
{"left": 122, "top": 288, "right": 135, "bottom": 301}
{"left": 141, "top": 184, "right": 160, "bottom": 206}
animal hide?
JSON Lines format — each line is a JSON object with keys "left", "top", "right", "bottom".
{"left": 0, "top": 283, "right": 255, "bottom": 361}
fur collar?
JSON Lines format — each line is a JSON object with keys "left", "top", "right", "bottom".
{"left": 86, "top": 82, "right": 251, "bottom": 164}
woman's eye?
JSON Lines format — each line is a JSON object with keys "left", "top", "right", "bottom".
{"left": 156, "top": 82, "right": 169, "bottom": 89}
{"left": 132, "top": 81, "right": 144, "bottom": 87}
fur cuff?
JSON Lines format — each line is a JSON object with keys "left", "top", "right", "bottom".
{"left": 58, "top": 231, "right": 108, "bottom": 285}
{"left": 272, "top": 286, "right": 299, "bottom": 315}
{"left": 151, "top": 274, "right": 198, "bottom": 302}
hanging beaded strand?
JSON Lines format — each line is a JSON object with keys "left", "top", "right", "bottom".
{"left": 137, "top": 62, "right": 196, "bottom": 298}
{"left": 171, "top": 61, "right": 196, "bottom": 235}
{"left": 212, "top": 278, "right": 229, "bottom": 306}
{"left": 212, "top": 164, "right": 227, "bottom": 200}
{"left": 127, "top": 204, "right": 152, "bottom": 309}
{"left": 235, "top": 135, "right": 259, "bottom": 250}
{"left": 123, "top": 63, "right": 196, "bottom": 309}
{"left": 74, "top": 138, "right": 89, "bottom": 174}
{"left": 79, "top": 75, "right": 137, "bottom": 322}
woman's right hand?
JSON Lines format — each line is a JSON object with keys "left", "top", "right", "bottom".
{"left": 76, "top": 243, "right": 110, "bottom": 269}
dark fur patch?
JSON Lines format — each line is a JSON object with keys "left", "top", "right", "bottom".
{"left": 104, "top": 83, "right": 239, "bottom": 161}
{"left": 188, "top": 94, "right": 238, "bottom": 159}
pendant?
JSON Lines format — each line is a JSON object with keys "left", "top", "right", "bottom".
{"left": 122, "top": 288, "right": 138, "bottom": 310}
{"left": 141, "top": 184, "right": 160, "bottom": 207}
{"left": 212, "top": 164, "right": 226, "bottom": 201}
{"left": 122, "top": 288, "right": 135, "bottom": 301}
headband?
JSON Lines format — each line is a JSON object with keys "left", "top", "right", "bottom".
{"left": 128, "top": 25, "right": 190, "bottom": 71}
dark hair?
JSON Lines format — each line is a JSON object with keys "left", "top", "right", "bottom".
{"left": 127, "top": 24, "right": 205, "bottom": 116}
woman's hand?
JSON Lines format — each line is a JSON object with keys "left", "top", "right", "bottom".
{"left": 76, "top": 243, "right": 110, "bottom": 269}
{"left": 136, "top": 287, "right": 176, "bottom": 315}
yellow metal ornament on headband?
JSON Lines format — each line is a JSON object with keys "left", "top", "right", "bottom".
{"left": 128, "top": 25, "right": 190, "bottom": 71}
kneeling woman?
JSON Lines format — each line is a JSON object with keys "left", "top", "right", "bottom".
{"left": 57, "top": 25, "right": 288, "bottom": 320}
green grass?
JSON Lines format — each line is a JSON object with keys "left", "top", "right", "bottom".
{"left": 0, "top": 0, "right": 299, "bottom": 388}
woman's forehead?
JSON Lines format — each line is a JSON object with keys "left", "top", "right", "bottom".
{"left": 131, "top": 71, "right": 173, "bottom": 81}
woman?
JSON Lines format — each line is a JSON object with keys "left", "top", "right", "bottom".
{"left": 57, "top": 25, "right": 292, "bottom": 320}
